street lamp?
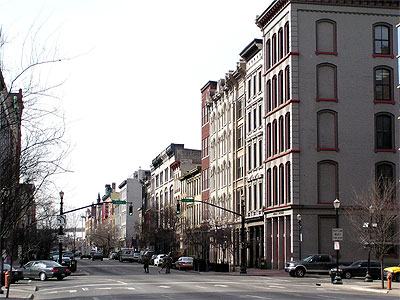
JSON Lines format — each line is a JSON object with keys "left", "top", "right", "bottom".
{"left": 58, "top": 191, "right": 64, "bottom": 265}
{"left": 365, "top": 205, "right": 375, "bottom": 282}
{"left": 297, "top": 214, "right": 302, "bottom": 260}
{"left": 332, "top": 198, "right": 342, "bottom": 284}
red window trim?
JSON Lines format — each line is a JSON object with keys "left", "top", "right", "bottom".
{"left": 373, "top": 100, "right": 395, "bottom": 104}
{"left": 263, "top": 204, "right": 291, "bottom": 212}
{"left": 372, "top": 54, "right": 394, "bottom": 58}
{"left": 317, "top": 148, "right": 339, "bottom": 152}
{"left": 264, "top": 149, "right": 301, "bottom": 163}
{"left": 264, "top": 99, "right": 300, "bottom": 119}
{"left": 374, "top": 149, "right": 396, "bottom": 153}
{"left": 315, "top": 51, "right": 338, "bottom": 56}
{"left": 316, "top": 98, "right": 338, "bottom": 102}
{"left": 263, "top": 52, "right": 299, "bottom": 77}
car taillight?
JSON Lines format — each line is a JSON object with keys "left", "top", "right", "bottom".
{"left": 52, "top": 268, "right": 58, "bottom": 272}
{"left": 66, "top": 269, "right": 70, "bottom": 272}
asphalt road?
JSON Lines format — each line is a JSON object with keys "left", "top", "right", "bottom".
{"left": 30, "top": 259, "right": 391, "bottom": 300}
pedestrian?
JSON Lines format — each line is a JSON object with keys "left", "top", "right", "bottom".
{"left": 143, "top": 255, "right": 150, "bottom": 273}
{"left": 166, "top": 254, "right": 172, "bottom": 274}
{"left": 158, "top": 256, "right": 166, "bottom": 273}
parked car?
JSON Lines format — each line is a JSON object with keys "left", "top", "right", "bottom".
{"left": 150, "top": 254, "right": 158, "bottom": 265}
{"left": 2, "top": 264, "right": 24, "bottom": 283}
{"left": 133, "top": 252, "right": 140, "bottom": 262}
{"left": 109, "top": 252, "right": 119, "bottom": 260}
{"left": 384, "top": 264, "right": 400, "bottom": 282}
{"left": 175, "top": 257, "right": 194, "bottom": 270}
{"left": 22, "top": 260, "right": 71, "bottom": 281}
{"left": 285, "top": 254, "right": 337, "bottom": 277}
{"left": 154, "top": 254, "right": 166, "bottom": 266}
{"left": 330, "top": 260, "right": 382, "bottom": 279}
{"left": 144, "top": 250, "right": 156, "bottom": 262}
{"left": 91, "top": 252, "right": 103, "bottom": 261}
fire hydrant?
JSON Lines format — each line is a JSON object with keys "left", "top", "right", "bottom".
{"left": 4, "top": 270, "right": 10, "bottom": 288}
{"left": 387, "top": 272, "right": 393, "bottom": 290}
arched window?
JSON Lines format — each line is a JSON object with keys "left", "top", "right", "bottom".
{"left": 279, "top": 164, "right": 285, "bottom": 204}
{"left": 267, "top": 123, "right": 272, "bottom": 157}
{"left": 284, "top": 22, "right": 290, "bottom": 55}
{"left": 285, "top": 162, "right": 291, "bottom": 204}
{"left": 317, "top": 160, "right": 338, "bottom": 203}
{"left": 316, "top": 19, "right": 337, "bottom": 54}
{"left": 317, "top": 110, "right": 338, "bottom": 150}
{"left": 374, "top": 67, "right": 392, "bottom": 102}
{"left": 278, "top": 70, "right": 284, "bottom": 105}
{"left": 267, "top": 169, "right": 272, "bottom": 207}
{"left": 279, "top": 116, "right": 284, "bottom": 153}
{"left": 373, "top": 23, "right": 392, "bottom": 55}
{"left": 375, "top": 113, "right": 394, "bottom": 150}
{"left": 266, "top": 80, "right": 272, "bottom": 112}
{"left": 285, "top": 66, "right": 290, "bottom": 101}
{"left": 285, "top": 112, "right": 291, "bottom": 150}
{"left": 272, "top": 120, "right": 278, "bottom": 155}
{"left": 266, "top": 39, "right": 271, "bottom": 69}
{"left": 272, "top": 34, "right": 277, "bottom": 65}
{"left": 375, "top": 162, "right": 395, "bottom": 184}
{"left": 272, "top": 75, "right": 277, "bottom": 109}
{"left": 317, "top": 63, "right": 337, "bottom": 101}
{"left": 273, "top": 167, "right": 278, "bottom": 205}
{"left": 278, "top": 28, "right": 284, "bottom": 60}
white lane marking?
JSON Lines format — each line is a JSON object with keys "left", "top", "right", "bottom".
{"left": 268, "top": 285, "right": 285, "bottom": 289}
{"left": 194, "top": 285, "right": 207, "bottom": 289}
{"left": 43, "top": 291, "right": 58, "bottom": 294}
{"left": 82, "top": 288, "right": 89, "bottom": 291}
{"left": 244, "top": 296, "right": 270, "bottom": 300}
{"left": 126, "top": 287, "right": 136, "bottom": 290}
{"left": 98, "top": 287, "right": 113, "bottom": 290}
{"left": 162, "top": 296, "right": 174, "bottom": 299}
{"left": 214, "top": 284, "right": 228, "bottom": 287}
{"left": 69, "top": 290, "right": 77, "bottom": 293}
{"left": 159, "top": 285, "right": 171, "bottom": 288}
{"left": 116, "top": 280, "right": 127, "bottom": 285}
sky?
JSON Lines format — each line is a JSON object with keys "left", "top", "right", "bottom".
{"left": 0, "top": 0, "right": 272, "bottom": 211}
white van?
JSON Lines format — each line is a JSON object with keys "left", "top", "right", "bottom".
{"left": 119, "top": 248, "right": 135, "bottom": 262}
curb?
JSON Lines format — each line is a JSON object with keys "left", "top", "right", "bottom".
{"left": 350, "top": 286, "right": 389, "bottom": 294}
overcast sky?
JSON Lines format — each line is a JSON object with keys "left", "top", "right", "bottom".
{"left": 0, "top": 0, "right": 272, "bottom": 210}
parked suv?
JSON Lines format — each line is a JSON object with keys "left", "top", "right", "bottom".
{"left": 285, "top": 254, "right": 337, "bottom": 277}
{"left": 119, "top": 248, "right": 135, "bottom": 262}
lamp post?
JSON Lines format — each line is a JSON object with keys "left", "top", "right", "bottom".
{"left": 332, "top": 198, "right": 342, "bottom": 284}
{"left": 240, "top": 191, "right": 247, "bottom": 274}
{"left": 365, "top": 205, "right": 375, "bottom": 282}
{"left": 297, "top": 214, "right": 302, "bottom": 260}
{"left": 58, "top": 191, "right": 64, "bottom": 265}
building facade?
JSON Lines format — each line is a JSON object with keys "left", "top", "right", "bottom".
{"left": 256, "top": 0, "right": 399, "bottom": 268}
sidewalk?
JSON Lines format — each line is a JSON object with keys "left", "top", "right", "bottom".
{"left": 0, "top": 283, "right": 35, "bottom": 300}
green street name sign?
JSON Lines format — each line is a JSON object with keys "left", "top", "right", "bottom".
{"left": 181, "top": 199, "right": 194, "bottom": 203}
{"left": 112, "top": 200, "right": 127, "bottom": 205}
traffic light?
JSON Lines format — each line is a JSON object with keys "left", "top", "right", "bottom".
{"left": 176, "top": 202, "right": 180, "bottom": 214}
{"left": 129, "top": 204, "right": 133, "bottom": 216}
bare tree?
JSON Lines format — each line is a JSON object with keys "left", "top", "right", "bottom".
{"left": 346, "top": 178, "right": 399, "bottom": 288}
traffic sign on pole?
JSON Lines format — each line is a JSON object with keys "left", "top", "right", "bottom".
{"left": 112, "top": 200, "right": 127, "bottom": 205}
{"left": 332, "top": 228, "right": 343, "bottom": 241}
{"left": 181, "top": 199, "right": 194, "bottom": 203}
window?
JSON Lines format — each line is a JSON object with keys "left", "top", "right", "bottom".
{"left": 267, "top": 169, "right": 272, "bottom": 207}
{"left": 248, "top": 79, "right": 252, "bottom": 99}
{"left": 259, "top": 182, "right": 263, "bottom": 209}
{"left": 284, "top": 22, "right": 289, "bottom": 55}
{"left": 278, "top": 28, "right": 284, "bottom": 60}
{"left": 272, "top": 34, "right": 277, "bottom": 65}
{"left": 317, "top": 160, "right": 338, "bottom": 203}
{"left": 285, "top": 162, "right": 291, "bottom": 203}
{"left": 285, "top": 66, "right": 290, "bottom": 101}
{"left": 248, "top": 111, "right": 252, "bottom": 133}
{"left": 253, "top": 183, "right": 257, "bottom": 210}
{"left": 317, "top": 63, "right": 337, "bottom": 101}
{"left": 279, "top": 116, "right": 284, "bottom": 153}
{"left": 253, "top": 142, "right": 257, "bottom": 169}
{"left": 373, "top": 24, "right": 391, "bottom": 55}
{"left": 248, "top": 186, "right": 252, "bottom": 211}
{"left": 266, "top": 39, "right": 271, "bottom": 69}
{"left": 374, "top": 67, "right": 392, "bottom": 102}
{"left": 272, "top": 120, "right": 277, "bottom": 155}
{"left": 375, "top": 162, "right": 395, "bottom": 185}
{"left": 279, "top": 164, "right": 285, "bottom": 204}
{"left": 267, "top": 123, "right": 271, "bottom": 157}
{"left": 237, "top": 156, "right": 244, "bottom": 179}
{"left": 259, "top": 140, "right": 263, "bottom": 167}
{"left": 237, "top": 126, "right": 243, "bottom": 149}
{"left": 253, "top": 75, "right": 257, "bottom": 96}
{"left": 278, "top": 71, "right": 284, "bottom": 105}
{"left": 316, "top": 19, "right": 337, "bottom": 54}
{"left": 272, "top": 76, "right": 277, "bottom": 109}
{"left": 258, "top": 71, "right": 262, "bottom": 93}
{"left": 375, "top": 113, "right": 394, "bottom": 150}
{"left": 248, "top": 145, "right": 252, "bottom": 171}
{"left": 273, "top": 167, "right": 278, "bottom": 205}
{"left": 266, "top": 80, "right": 271, "bottom": 112}
{"left": 285, "top": 112, "right": 291, "bottom": 150}
{"left": 253, "top": 107, "right": 257, "bottom": 130}
{"left": 165, "top": 168, "right": 169, "bottom": 181}
{"left": 258, "top": 105, "right": 262, "bottom": 127}
{"left": 317, "top": 110, "right": 337, "bottom": 150}
{"left": 237, "top": 100, "right": 243, "bottom": 119}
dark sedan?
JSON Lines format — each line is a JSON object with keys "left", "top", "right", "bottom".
{"left": 330, "top": 260, "right": 382, "bottom": 279}
{"left": 23, "top": 260, "right": 71, "bottom": 281}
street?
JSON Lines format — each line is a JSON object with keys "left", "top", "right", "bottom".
{"left": 23, "top": 259, "right": 393, "bottom": 300}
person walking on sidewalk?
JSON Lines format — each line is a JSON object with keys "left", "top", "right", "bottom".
{"left": 158, "top": 256, "right": 166, "bottom": 273}
{"left": 143, "top": 255, "right": 150, "bottom": 273}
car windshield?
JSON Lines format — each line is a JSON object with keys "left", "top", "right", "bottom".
{"left": 350, "top": 261, "right": 362, "bottom": 266}
{"left": 303, "top": 255, "right": 314, "bottom": 262}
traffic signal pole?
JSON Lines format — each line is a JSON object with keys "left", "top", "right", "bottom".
{"left": 179, "top": 198, "right": 247, "bottom": 274}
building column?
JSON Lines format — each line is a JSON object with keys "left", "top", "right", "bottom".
{"left": 264, "top": 217, "right": 272, "bottom": 268}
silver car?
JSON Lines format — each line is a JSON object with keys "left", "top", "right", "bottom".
{"left": 23, "top": 260, "right": 71, "bottom": 281}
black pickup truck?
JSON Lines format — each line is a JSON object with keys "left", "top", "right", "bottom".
{"left": 285, "top": 254, "right": 337, "bottom": 277}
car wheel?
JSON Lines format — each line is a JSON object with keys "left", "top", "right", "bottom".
{"left": 295, "top": 268, "right": 305, "bottom": 278}
{"left": 344, "top": 271, "right": 352, "bottom": 279}
{"left": 39, "top": 272, "right": 47, "bottom": 281}
{"left": 289, "top": 271, "right": 296, "bottom": 277}
{"left": 57, "top": 276, "right": 63, "bottom": 281}
{"left": 101, "top": 258, "right": 103, "bottom": 261}
{"left": 394, "top": 273, "right": 400, "bottom": 282}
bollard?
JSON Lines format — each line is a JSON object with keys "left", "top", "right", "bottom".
{"left": 387, "top": 272, "right": 392, "bottom": 290}
{"left": 4, "top": 271, "right": 9, "bottom": 288}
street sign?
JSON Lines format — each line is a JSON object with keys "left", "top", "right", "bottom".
{"left": 332, "top": 228, "right": 343, "bottom": 241}
{"left": 334, "top": 241, "right": 340, "bottom": 250}
{"left": 56, "top": 215, "right": 66, "bottom": 226}
{"left": 181, "top": 199, "right": 194, "bottom": 203}
{"left": 58, "top": 235, "right": 64, "bottom": 243}
{"left": 112, "top": 200, "right": 127, "bottom": 205}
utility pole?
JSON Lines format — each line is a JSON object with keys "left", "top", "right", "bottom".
{"left": 240, "top": 193, "right": 247, "bottom": 274}
{"left": 58, "top": 191, "right": 64, "bottom": 265}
